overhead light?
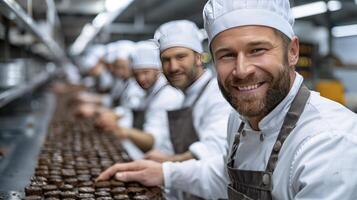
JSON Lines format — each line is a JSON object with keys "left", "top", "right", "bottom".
{"left": 92, "top": 13, "right": 110, "bottom": 28}
{"left": 105, "top": 0, "right": 132, "bottom": 12}
{"left": 327, "top": 0, "right": 342, "bottom": 11}
{"left": 70, "top": 0, "right": 134, "bottom": 55}
{"left": 332, "top": 24, "right": 357, "bottom": 37}
{"left": 292, "top": 1, "right": 327, "bottom": 19}
{"left": 105, "top": 0, "right": 120, "bottom": 12}
{"left": 292, "top": 1, "right": 342, "bottom": 19}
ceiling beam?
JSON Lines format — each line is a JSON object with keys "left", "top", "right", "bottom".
{"left": 108, "top": 22, "right": 158, "bottom": 34}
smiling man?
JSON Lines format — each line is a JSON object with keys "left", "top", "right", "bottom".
{"left": 96, "top": 40, "right": 184, "bottom": 153}
{"left": 97, "top": 1, "right": 357, "bottom": 199}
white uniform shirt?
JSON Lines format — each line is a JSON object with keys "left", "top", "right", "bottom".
{"left": 163, "top": 72, "right": 357, "bottom": 199}
{"left": 138, "top": 75, "right": 184, "bottom": 153}
{"left": 158, "top": 69, "right": 231, "bottom": 159}
{"left": 81, "top": 68, "right": 113, "bottom": 91}
{"left": 115, "top": 78, "right": 145, "bottom": 127}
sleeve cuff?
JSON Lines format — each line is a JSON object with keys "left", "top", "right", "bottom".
{"left": 162, "top": 161, "right": 173, "bottom": 188}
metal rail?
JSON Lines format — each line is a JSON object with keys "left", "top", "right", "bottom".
{"left": 0, "top": 0, "right": 67, "bottom": 62}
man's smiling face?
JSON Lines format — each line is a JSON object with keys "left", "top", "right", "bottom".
{"left": 211, "top": 26, "right": 296, "bottom": 118}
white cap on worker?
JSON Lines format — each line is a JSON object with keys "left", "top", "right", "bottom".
{"left": 131, "top": 40, "right": 161, "bottom": 70}
{"left": 80, "top": 44, "right": 105, "bottom": 71}
{"left": 203, "top": 0, "right": 295, "bottom": 44}
{"left": 154, "top": 20, "right": 204, "bottom": 53}
{"left": 113, "top": 40, "right": 136, "bottom": 61}
{"left": 104, "top": 42, "right": 120, "bottom": 64}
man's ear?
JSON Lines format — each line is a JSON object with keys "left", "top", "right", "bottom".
{"left": 195, "top": 53, "right": 204, "bottom": 66}
{"left": 288, "top": 36, "right": 300, "bottom": 67}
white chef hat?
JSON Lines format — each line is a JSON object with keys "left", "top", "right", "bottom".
{"left": 80, "top": 44, "right": 106, "bottom": 71}
{"left": 131, "top": 40, "right": 161, "bottom": 70}
{"left": 113, "top": 40, "right": 136, "bottom": 61}
{"left": 154, "top": 20, "right": 204, "bottom": 53}
{"left": 203, "top": 0, "right": 295, "bottom": 44}
{"left": 104, "top": 42, "right": 119, "bottom": 63}
{"left": 79, "top": 55, "right": 101, "bottom": 72}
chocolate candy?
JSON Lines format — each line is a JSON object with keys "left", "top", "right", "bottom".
{"left": 25, "top": 186, "right": 42, "bottom": 196}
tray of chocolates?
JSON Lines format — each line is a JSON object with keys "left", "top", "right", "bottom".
{"left": 23, "top": 91, "right": 163, "bottom": 200}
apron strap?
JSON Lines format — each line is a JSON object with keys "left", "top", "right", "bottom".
{"left": 227, "top": 84, "right": 311, "bottom": 172}
{"left": 190, "top": 77, "right": 213, "bottom": 108}
{"left": 142, "top": 83, "right": 169, "bottom": 110}
{"left": 113, "top": 80, "right": 130, "bottom": 107}
{"left": 266, "top": 84, "right": 311, "bottom": 172}
{"left": 228, "top": 122, "right": 245, "bottom": 166}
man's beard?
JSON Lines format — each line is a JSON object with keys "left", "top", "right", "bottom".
{"left": 218, "top": 66, "right": 291, "bottom": 118}
{"left": 166, "top": 60, "right": 198, "bottom": 90}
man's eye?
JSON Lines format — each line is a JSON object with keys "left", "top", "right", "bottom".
{"left": 177, "top": 55, "right": 186, "bottom": 60}
{"left": 219, "top": 53, "right": 235, "bottom": 60}
{"left": 251, "top": 48, "right": 266, "bottom": 55}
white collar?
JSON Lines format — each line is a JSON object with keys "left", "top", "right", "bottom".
{"left": 146, "top": 74, "right": 167, "bottom": 96}
{"left": 184, "top": 70, "right": 212, "bottom": 98}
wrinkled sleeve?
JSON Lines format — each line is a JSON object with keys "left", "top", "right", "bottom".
{"left": 189, "top": 99, "right": 231, "bottom": 159}
{"left": 162, "top": 155, "right": 228, "bottom": 199}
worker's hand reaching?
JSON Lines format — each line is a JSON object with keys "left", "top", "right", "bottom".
{"left": 75, "top": 91, "right": 102, "bottom": 104}
{"left": 95, "top": 110, "right": 120, "bottom": 131}
{"left": 75, "top": 103, "right": 97, "bottom": 118}
{"left": 96, "top": 160, "right": 164, "bottom": 187}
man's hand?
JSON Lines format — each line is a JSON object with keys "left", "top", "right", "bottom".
{"left": 144, "top": 150, "right": 172, "bottom": 163}
{"left": 75, "top": 91, "right": 102, "bottom": 104}
{"left": 145, "top": 150, "right": 194, "bottom": 162}
{"left": 95, "top": 110, "right": 119, "bottom": 131}
{"left": 51, "top": 82, "right": 69, "bottom": 94}
{"left": 75, "top": 103, "right": 97, "bottom": 118}
{"left": 96, "top": 160, "right": 164, "bottom": 187}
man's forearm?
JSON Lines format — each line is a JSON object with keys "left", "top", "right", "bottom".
{"left": 127, "top": 129, "right": 155, "bottom": 152}
{"left": 170, "top": 151, "right": 194, "bottom": 162}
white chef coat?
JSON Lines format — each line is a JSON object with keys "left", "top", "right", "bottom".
{"left": 81, "top": 68, "right": 113, "bottom": 92}
{"left": 114, "top": 78, "right": 145, "bottom": 128}
{"left": 138, "top": 75, "right": 184, "bottom": 153}
{"left": 157, "top": 70, "right": 231, "bottom": 158}
{"left": 163, "top": 72, "right": 357, "bottom": 199}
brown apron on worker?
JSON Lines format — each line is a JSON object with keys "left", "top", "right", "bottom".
{"left": 227, "top": 84, "right": 311, "bottom": 200}
{"left": 167, "top": 78, "right": 212, "bottom": 200}
{"left": 168, "top": 78, "right": 212, "bottom": 154}
{"left": 112, "top": 80, "right": 130, "bottom": 107}
{"left": 132, "top": 84, "right": 168, "bottom": 130}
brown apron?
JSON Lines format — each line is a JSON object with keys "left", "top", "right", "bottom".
{"left": 227, "top": 85, "right": 311, "bottom": 200}
{"left": 112, "top": 80, "right": 130, "bottom": 107}
{"left": 167, "top": 78, "right": 212, "bottom": 200}
{"left": 132, "top": 84, "right": 168, "bottom": 130}
{"left": 168, "top": 78, "right": 212, "bottom": 154}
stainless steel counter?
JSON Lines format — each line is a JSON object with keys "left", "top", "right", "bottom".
{"left": 0, "top": 91, "right": 55, "bottom": 199}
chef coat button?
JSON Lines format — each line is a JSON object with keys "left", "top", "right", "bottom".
{"left": 260, "top": 133, "right": 264, "bottom": 141}
{"left": 274, "top": 140, "right": 282, "bottom": 152}
{"left": 262, "top": 173, "right": 270, "bottom": 186}
{"left": 241, "top": 131, "right": 246, "bottom": 137}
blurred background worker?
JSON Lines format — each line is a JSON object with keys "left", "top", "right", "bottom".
{"left": 143, "top": 20, "right": 231, "bottom": 164}
{"left": 75, "top": 41, "right": 144, "bottom": 123}
{"left": 79, "top": 44, "right": 113, "bottom": 94}
{"left": 98, "top": 20, "right": 232, "bottom": 200}
{"left": 96, "top": 40, "right": 184, "bottom": 154}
